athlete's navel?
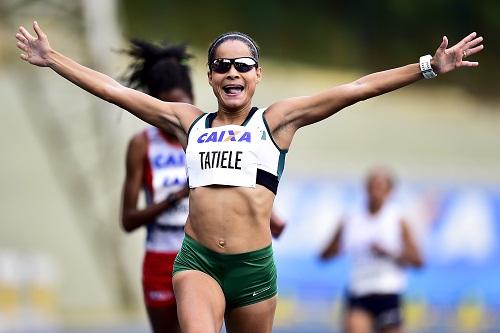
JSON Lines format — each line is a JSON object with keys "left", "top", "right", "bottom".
{"left": 218, "top": 239, "right": 226, "bottom": 248}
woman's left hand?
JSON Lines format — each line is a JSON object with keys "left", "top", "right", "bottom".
{"left": 432, "top": 32, "right": 484, "bottom": 75}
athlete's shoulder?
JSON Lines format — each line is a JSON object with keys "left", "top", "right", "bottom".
{"left": 180, "top": 105, "right": 206, "bottom": 124}
{"left": 127, "top": 129, "right": 148, "bottom": 155}
{"left": 251, "top": 106, "right": 267, "bottom": 120}
{"left": 187, "top": 111, "right": 210, "bottom": 136}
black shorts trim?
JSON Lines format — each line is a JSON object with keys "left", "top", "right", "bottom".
{"left": 346, "top": 292, "right": 402, "bottom": 329}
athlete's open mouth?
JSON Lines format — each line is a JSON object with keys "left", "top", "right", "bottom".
{"left": 222, "top": 84, "right": 244, "bottom": 95}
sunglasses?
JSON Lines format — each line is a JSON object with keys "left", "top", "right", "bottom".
{"left": 210, "top": 57, "right": 258, "bottom": 74}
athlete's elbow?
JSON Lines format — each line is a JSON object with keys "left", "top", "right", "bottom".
{"left": 405, "top": 254, "right": 424, "bottom": 268}
{"left": 320, "top": 248, "right": 339, "bottom": 261}
{"left": 120, "top": 217, "right": 135, "bottom": 233}
{"left": 413, "top": 256, "right": 424, "bottom": 268}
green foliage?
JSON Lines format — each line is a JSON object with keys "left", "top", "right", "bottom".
{"left": 120, "top": 0, "right": 498, "bottom": 97}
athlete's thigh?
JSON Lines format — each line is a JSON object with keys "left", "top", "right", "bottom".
{"left": 146, "top": 305, "right": 180, "bottom": 333}
{"left": 345, "top": 308, "right": 373, "bottom": 333}
{"left": 173, "top": 270, "right": 225, "bottom": 333}
{"left": 224, "top": 295, "right": 277, "bottom": 333}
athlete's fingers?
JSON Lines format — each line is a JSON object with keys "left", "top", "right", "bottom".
{"left": 437, "top": 36, "right": 447, "bottom": 52}
{"left": 20, "top": 53, "right": 28, "bottom": 62}
{"left": 465, "top": 44, "right": 484, "bottom": 58}
{"left": 33, "top": 21, "right": 45, "bottom": 39}
{"left": 466, "top": 36, "right": 483, "bottom": 48}
{"left": 19, "top": 26, "right": 35, "bottom": 42}
{"left": 17, "top": 41, "right": 28, "bottom": 52}
{"left": 460, "top": 61, "right": 479, "bottom": 67}
{"left": 16, "top": 32, "right": 28, "bottom": 44}
{"left": 456, "top": 32, "right": 477, "bottom": 48}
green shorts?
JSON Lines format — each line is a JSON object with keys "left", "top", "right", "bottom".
{"left": 173, "top": 234, "right": 277, "bottom": 309}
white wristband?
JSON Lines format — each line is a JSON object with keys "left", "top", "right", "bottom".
{"left": 419, "top": 55, "right": 437, "bottom": 79}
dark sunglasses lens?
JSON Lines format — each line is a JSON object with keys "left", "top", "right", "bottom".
{"left": 234, "top": 62, "right": 253, "bottom": 72}
{"left": 234, "top": 58, "right": 257, "bottom": 72}
{"left": 212, "top": 60, "right": 231, "bottom": 73}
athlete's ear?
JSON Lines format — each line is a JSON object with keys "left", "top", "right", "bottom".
{"left": 207, "top": 70, "right": 213, "bottom": 87}
{"left": 256, "top": 66, "right": 262, "bottom": 84}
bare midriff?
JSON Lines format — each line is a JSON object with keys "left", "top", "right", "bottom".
{"left": 184, "top": 184, "right": 275, "bottom": 253}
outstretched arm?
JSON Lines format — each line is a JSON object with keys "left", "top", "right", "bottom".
{"left": 121, "top": 133, "right": 189, "bottom": 232}
{"left": 266, "top": 32, "right": 484, "bottom": 146}
{"left": 16, "top": 21, "right": 201, "bottom": 141}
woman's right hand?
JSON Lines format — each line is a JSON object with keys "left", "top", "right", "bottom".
{"left": 16, "top": 21, "right": 52, "bottom": 67}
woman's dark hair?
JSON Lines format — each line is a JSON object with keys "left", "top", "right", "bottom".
{"left": 123, "top": 39, "right": 193, "bottom": 99}
{"left": 207, "top": 32, "right": 259, "bottom": 66}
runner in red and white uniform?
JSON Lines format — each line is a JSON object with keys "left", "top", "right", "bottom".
{"left": 120, "top": 39, "right": 193, "bottom": 333}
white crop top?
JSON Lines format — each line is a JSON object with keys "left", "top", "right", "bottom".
{"left": 185, "top": 107, "right": 287, "bottom": 194}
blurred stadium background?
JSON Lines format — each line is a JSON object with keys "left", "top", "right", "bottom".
{"left": 1, "top": 0, "right": 499, "bottom": 332}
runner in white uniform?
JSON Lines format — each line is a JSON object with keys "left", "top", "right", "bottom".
{"left": 18, "top": 23, "right": 482, "bottom": 333}
{"left": 321, "top": 167, "right": 423, "bottom": 333}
